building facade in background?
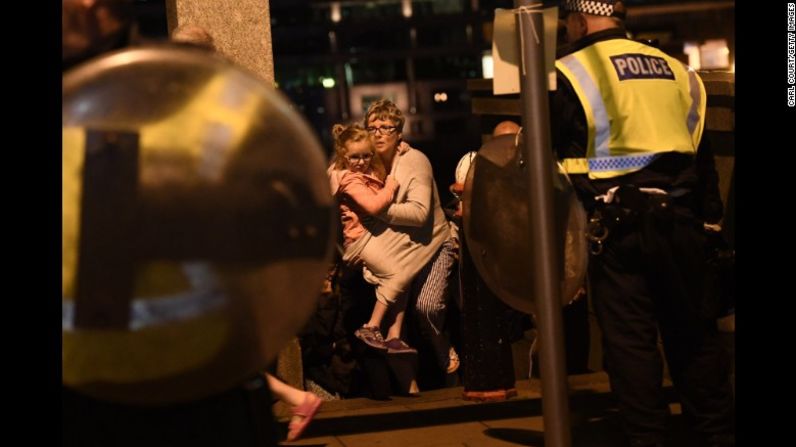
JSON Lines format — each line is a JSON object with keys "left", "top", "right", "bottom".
{"left": 132, "top": 0, "right": 734, "bottom": 198}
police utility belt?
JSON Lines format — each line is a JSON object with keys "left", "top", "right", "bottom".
{"left": 585, "top": 184, "right": 690, "bottom": 255}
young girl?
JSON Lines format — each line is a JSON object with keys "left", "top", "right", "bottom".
{"left": 332, "top": 123, "right": 398, "bottom": 252}
{"left": 330, "top": 123, "right": 417, "bottom": 354}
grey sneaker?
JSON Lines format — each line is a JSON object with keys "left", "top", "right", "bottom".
{"left": 354, "top": 326, "right": 387, "bottom": 350}
{"left": 385, "top": 338, "right": 418, "bottom": 355}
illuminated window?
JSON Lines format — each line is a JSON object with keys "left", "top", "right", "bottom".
{"left": 683, "top": 42, "right": 701, "bottom": 70}
{"left": 699, "top": 39, "right": 731, "bottom": 70}
{"left": 482, "top": 53, "right": 494, "bottom": 79}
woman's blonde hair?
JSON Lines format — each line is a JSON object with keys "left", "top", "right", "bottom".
{"left": 364, "top": 99, "right": 405, "bottom": 132}
{"left": 331, "top": 123, "right": 386, "bottom": 179}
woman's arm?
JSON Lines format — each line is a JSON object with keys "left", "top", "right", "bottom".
{"left": 380, "top": 152, "right": 434, "bottom": 227}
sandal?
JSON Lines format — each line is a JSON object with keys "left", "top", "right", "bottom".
{"left": 286, "top": 392, "right": 323, "bottom": 442}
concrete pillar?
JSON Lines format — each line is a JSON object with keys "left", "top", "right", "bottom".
{"left": 167, "top": 1, "right": 306, "bottom": 394}
{"left": 165, "top": 0, "right": 275, "bottom": 84}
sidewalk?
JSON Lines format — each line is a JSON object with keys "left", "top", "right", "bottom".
{"left": 279, "top": 372, "right": 694, "bottom": 447}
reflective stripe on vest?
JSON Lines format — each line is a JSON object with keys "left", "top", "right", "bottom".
{"left": 561, "top": 153, "right": 661, "bottom": 175}
{"left": 686, "top": 66, "right": 702, "bottom": 135}
{"left": 559, "top": 54, "right": 611, "bottom": 158}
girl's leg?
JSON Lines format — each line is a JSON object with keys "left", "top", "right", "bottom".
{"left": 365, "top": 300, "right": 389, "bottom": 329}
{"left": 384, "top": 292, "right": 408, "bottom": 340}
{"left": 265, "top": 373, "right": 323, "bottom": 442}
{"left": 265, "top": 373, "right": 305, "bottom": 407}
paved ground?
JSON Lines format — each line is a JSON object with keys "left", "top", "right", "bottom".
{"left": 276, "top": 372, "right": 702, "bottom": 447}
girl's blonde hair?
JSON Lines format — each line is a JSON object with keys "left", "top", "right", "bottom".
{"left": 331, "top": 123, "right": 386, "bottom": 180}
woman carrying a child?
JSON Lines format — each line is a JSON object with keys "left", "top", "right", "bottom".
{"left": 329, "top": 99, "right": 460, "bottom": 376}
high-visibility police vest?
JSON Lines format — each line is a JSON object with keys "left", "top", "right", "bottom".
{"left": 555, "top": 38, "right": 706, "bottom": 179}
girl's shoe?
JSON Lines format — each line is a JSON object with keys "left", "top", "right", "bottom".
{"left": 384, "top": 338, "right": 418, "bottom": 354}
{"left": 354, "top": 325, "right": 387, "bottom": 350}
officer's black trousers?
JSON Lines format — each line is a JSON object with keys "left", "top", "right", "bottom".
{"left": 589, "top": 212, "right": 734, "bottom": 445}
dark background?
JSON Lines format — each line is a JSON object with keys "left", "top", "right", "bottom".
{"left": 130, "top": 0, "right": 735, "bottom": 204}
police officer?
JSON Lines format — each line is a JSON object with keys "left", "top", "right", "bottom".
{"left": 550, "top": 1, "right": 734, "bottom": 446}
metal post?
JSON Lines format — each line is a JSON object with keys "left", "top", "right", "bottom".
{"left": 329, "top": 30, "right": 351, "bottom": 120}
{"left": 513, "top": 1, "right": 572, "bottom": 446}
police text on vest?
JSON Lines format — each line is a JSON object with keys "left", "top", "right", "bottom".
{"left": 610, "top": 54, "right": 675, "bottom": 81}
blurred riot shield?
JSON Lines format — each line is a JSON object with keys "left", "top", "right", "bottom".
{"left": 62, "top": 45, "right": 335, "bottom": 405}
{"left": 462, "top": 132, "right": 587, "bottom": 315}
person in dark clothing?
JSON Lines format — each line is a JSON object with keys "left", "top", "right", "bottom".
{"left": 550, "top": 1, "right": 734, "bottom": 446}
{"left": 62, "top": 0, "right": 135, "bottom": 70}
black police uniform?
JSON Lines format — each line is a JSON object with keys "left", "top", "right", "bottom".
{"left": 550, "top": 27, "right": 734, "bottom": 447}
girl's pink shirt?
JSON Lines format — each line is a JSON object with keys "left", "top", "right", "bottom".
{"left": 336, "top": 170, "right": 397, "bottom": 247}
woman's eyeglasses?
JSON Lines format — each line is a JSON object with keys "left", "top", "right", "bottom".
{"left": 366, "top": 126, "right": 398, "bottom": 136}
{"left": 346, "top": 153, "right": 373, "bottom": 163}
